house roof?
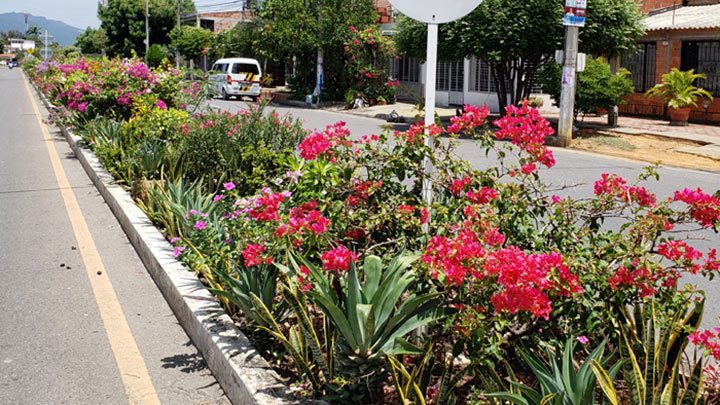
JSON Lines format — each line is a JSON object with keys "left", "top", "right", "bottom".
{"left": 193, "top": 0, "right": 247, "bottom": 15}
{"left": 643, "top": 4, "right": 720, "bottom": 31}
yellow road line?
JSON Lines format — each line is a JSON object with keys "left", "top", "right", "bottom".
{"left": 22, "top": 74, "right": 161, "bottom": 405}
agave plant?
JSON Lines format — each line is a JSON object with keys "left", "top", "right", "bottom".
{"left": 268, "top": 251, "right": 448, "bottom": 402}
{"left": 644, "top": 68, "right": 714, "bottom": 109}
{"left": 592, "top": 299, "right": 706, "bottom": 405}
{"left": 484, "top": 337, "right": 620, "bottom": 405}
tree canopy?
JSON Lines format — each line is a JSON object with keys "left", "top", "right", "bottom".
{"left": 169, "top": 25, "right": 213, "bottom": 61}
{"left": 98, "top": 0, "right": 194, "bottom": 57}
{"left": 75, "top": 27, "right": 108, "bottom": 54}
{"left": 395, "top": 0, "right": 645, "bottom": 109}
{"left": 239, "top": 0, "right": 378, "bottom": 99}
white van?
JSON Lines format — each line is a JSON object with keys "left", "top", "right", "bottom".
{"left": 209, "top": 58, "right": 262, "bottom": 101}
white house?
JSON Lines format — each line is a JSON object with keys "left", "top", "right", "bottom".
{"left": 390, "top": 56, "right": 558, "bottom": 114}
{"left": 6, "top": 38, "right": 35, "bottom": 52}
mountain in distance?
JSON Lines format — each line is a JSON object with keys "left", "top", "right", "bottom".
{"left": 0, "top": 12, "right": 84, "bottom": 46}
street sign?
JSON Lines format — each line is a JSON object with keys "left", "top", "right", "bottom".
{"left": 563, "top": 0, "right": 586, "bottom": 26}
{"left": 39, "top": 48, "right": 52, "bottom": 59}
{"left": 389, "top": 0, "right": 482, "bottom": 23}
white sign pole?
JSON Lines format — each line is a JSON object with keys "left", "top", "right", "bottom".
{"left": 421, "top": 23, "right": 438, "bottom": 231}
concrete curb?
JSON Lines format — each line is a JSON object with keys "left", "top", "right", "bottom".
{"left": 26, "top": 73, "right": 320, "bottom": 405}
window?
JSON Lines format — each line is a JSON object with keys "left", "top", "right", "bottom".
{"left": 232, "top": 63, "right": 259, "bottom": 74}
{"left": 621, "top": 42, "right": 657, "bottom": 92}
{"left": 682, "top": 41, "right": 720, "bottom": 97}
{"left": 211, "top": 63, "right": 228, "bottom": 73}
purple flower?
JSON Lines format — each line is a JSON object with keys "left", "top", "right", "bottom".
{"left": 173, "top": 246, "right": 185, "bottom": 257}
{"left": 577, "top": 336, "right": 589, "bottom": 345}
{"left": 194, "top": 221, "right": 207, "bottom": 230}
{"left": 213, "top": 195, "right": 225, "bottom": 202}
{"left": 155, "top": 99, "right": 167, "bottom": 110}
{"left": 170, "top": 237, "right": 180, "bottom": 244}
{"left": 223, "top": 182, "right": 236, "bottom": 191}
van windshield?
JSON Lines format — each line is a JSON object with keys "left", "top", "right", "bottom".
{"left": 232, "top": 63, "right": 259, "bottom": 74}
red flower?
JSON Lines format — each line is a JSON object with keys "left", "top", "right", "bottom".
{"left": 242, "top": 244, "right": 271, "bottom": 267}
{"left": 321, "top": 245, "right": 357, "bottom": 273}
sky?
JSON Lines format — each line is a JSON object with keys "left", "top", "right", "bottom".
{"left": 0, "top": 0, "right": 101, "bottom": 29}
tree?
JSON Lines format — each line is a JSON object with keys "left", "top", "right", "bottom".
{"left": 253, "top": 0, "right": 378, "bottom": 100}
{"left": 26, "top": 25, "right": 41, "bottom": 36}
{"left": 395, "top": 0, "right": 644, "bottom": 110}
{"left": 169, "top": 25, "right": 213, "bottom": 61}
{"left": 98, "top": 0, "right": 194, "bottom": 57}
{"left": 75, "top": 27, "right": 108, "bottom": 54}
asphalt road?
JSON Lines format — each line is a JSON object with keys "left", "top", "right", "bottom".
{"left": 210, "top": 97, "right": 720, "bottom": 330}
{"left": 0, "top": 67, "right": 229, "bottom": 404}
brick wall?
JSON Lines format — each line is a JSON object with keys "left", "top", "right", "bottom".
{"left": 641, "top": 0, "right": 679, "bottom": 13}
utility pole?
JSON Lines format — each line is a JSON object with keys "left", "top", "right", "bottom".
{"left": 145, "top": 0, "right": 150, "bottom": 61}
{"left": 557, "top": 0, "right": 586, "bottom": 147}
{"left": 176, "top": 0, "right": 181, "bottom": 68}
{"left": 44, "top": 30, "right": 48, "bottom": 61}
{"left": 557, "top": 26, "right": 579, "bottom": 147}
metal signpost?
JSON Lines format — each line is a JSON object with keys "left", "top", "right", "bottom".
{"left": 387, "top": 0, "right": 483, "bottom": 230}
{"left": 557, "top": 0, "right": 587, "bottom": 147}
{"left": 40, "top": 30, "right": 54, "bottom": 61}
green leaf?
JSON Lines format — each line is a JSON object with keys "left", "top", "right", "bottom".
{"left": 591, "top": 360, "right": 619, "bottom": 405}
{"left": 362, "top": 255, "right": 383, "bottom": 300}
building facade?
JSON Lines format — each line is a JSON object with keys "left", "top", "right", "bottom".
{"left": 620, "top": 1, "right": 720, "bottom": 123}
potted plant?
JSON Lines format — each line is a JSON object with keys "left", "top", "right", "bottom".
{"left": 644, "top": 68, "right": 714, "bottom": 126}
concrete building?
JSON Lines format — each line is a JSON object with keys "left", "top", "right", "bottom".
{"left": 619, "top": 1, "right": 720, "bottom": 123}
{"left": 5, "top": 38, "right": 35, "bottom": 52}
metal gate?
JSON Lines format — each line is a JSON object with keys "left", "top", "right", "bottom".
{"left": 437, "top": 60, "right": 465, "bottom": 105}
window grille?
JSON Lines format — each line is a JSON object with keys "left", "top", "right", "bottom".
{"left": 621, "top": 42, "right": 657, "bottom": 92}
{"left": 682, "top": 41, "right": 720, "bottom": 97}
{"left": 389, "top": 56, "right": 421, "bottom": 83}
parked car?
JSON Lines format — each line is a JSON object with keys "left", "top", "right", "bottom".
{"left": 0, "top": 60, "right": 7, "bottom": 66}
{"left": 9, "top": 60, "right": 19, "bottom": 68}
{"left": 209, "top": 58, "right": 262, "bottom": 101}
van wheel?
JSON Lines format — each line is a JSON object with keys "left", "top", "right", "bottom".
{"left": 222, "top": 88, "right": 229, "bottom": 100}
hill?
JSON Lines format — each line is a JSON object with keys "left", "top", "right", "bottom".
{"left": 0, "top": 12, "right": 83, "bottom": 46}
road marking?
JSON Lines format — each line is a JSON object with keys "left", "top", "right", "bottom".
{"left": 22, "top": 74, "right": 161, "bottom": 405}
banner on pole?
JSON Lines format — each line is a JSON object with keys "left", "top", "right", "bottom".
{"left": 563, "top": 0, "right": 586, "bottom": 26}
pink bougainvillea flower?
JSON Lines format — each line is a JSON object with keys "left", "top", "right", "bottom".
{"left": 242, "top": 244, "right": 272, "bottom": 267}
{"left": 321, "top": 245, "right": 357, "bottom": 273}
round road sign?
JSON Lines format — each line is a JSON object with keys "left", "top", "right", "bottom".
{"left": 388, "top": 0, "right": 483, "bottom": 23}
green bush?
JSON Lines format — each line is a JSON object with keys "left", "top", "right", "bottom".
{"left": 539, "top": 57, "right": 634, "bottom": 119}
{"left": 146, "top": 44, "right": 169, "bottom": 68}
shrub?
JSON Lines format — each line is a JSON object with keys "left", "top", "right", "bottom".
{"left": 539, "top": 57, "right": 634, "bottom": 119}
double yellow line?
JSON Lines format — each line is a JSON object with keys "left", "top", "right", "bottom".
{"left": 23, "top": 75, "right": 161, "bottom": 405}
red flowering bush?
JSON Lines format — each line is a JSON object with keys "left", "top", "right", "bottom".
{"left": 343, "top": 25, "right": 398, "bottom": 105}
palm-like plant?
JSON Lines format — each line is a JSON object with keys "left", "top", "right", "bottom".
{"left": 644, "top": 68, "right": 714, "bottom": 109}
